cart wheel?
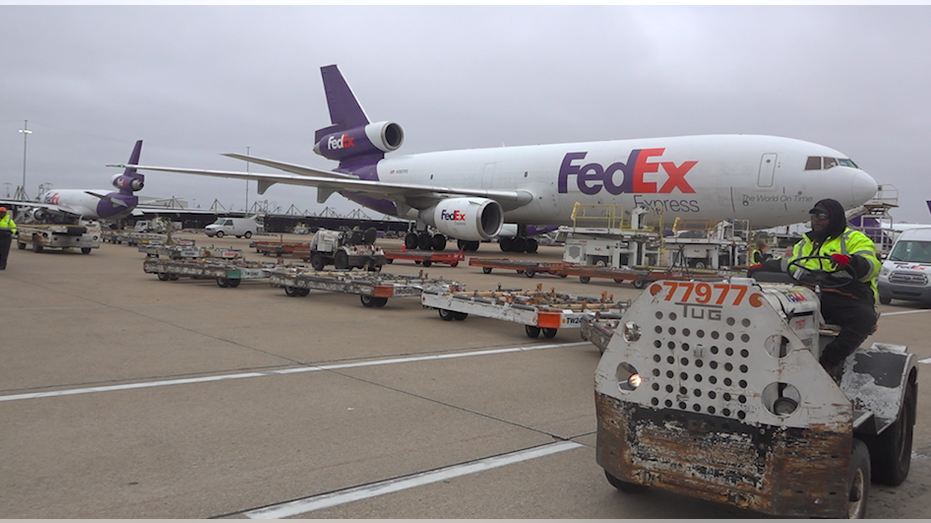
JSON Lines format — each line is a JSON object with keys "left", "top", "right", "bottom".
{"left": 525, "top": 325, "right": 541, "bottom": 338}
{"left": 229, "top": 279, "right": 241, "bottom": 288}
{"left": 559, "top": 273, "right": 567, "bottom": 278}
{"left": 33, "top": 238, "right": 43, "bottom": 253}
{"left": 449, "top": 261, "right": 459, "bottom": 268}
{"left": 284, "top": 286, "right": 300, "bottom": 297}
{"left": 386, "top": 258, "right": 394, "bottom": 264}
{"left": 633, "top": 278, "right": 646, "bottom": 289}
{"left": 361, "top": 295, "right": 376, "bottom": 308}
{"left": 168, "top": 275, "right": 180, "bottom": 280}
{"left": 525, "top": 267, "right": 536, "bottom": 278}
{"left": 847, "top": 439, "right": 870, "bottom": 519}
{"left": 374, "top": 297, "right": 388, "bottom": 307}
{"left": 863, "top": 378, "right": 915, "bottom": 486}
{"left": 216, "top": 277, "right": 230, "bottom": 288}
{"left": 157, "top": 273, "right": 169, "bottom": 281}
{"left": 604, "top": 470, "right": 648, "bottom": 493}
{"left": 438, "top": 308, "right": 455, "bottom": 321}
{"left": 423, "top": 259, "right": 432, "bottom": 267}
{"left": 81, "top": 247, "right": 92, "bottom": 254}
{"left": 334, "top": 251, "right": 349, "bottom": 270}
{"left": 452, "top": 311, "right": 468, "bottom": 320}
{"left": 579, "top": 276, "right": 591, "bottom": 284}
{"left": 483, "top": 267, "right": 492, "bottom": 274}
{"left": 310, "top": 254, "right": 325, "bottom": 271}
{"left": 298, "top": 288, "right": 310, "bottom": 297}
{"left": 542, "top": 328, "right": 557, "bottom": 338}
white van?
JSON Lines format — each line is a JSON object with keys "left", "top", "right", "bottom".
{"left": 205, "top": 217, "right": 258, "bottom": 239}
{"left": 877, "top": 227, "right": 931, "bottom": 304}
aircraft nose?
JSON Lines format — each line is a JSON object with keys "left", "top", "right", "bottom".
{"left": 851, "top": 169, "right": 878, "bottom": 206}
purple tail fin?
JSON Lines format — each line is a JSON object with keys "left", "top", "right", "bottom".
{"left": 312, "top": 65, "right": 403, "bottom": 177}
{"left": 315, "top": 65, "right": 370, "bottom": 143}
{"left": 927, "top": 200, "right": 931, "bottom": 217}
{"left": 113, "top": 140, "right": 145, "bottom": 195}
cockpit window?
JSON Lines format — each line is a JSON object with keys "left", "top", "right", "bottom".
{"left": 805, "top": 156, "right": 859, "bottom": 170}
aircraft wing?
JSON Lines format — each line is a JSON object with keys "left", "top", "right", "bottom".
{"left": 109, "top": 164, "right": 535, "bottom": 211}
{"left": 84, "top": 191, "right": 131, "bottom": 208}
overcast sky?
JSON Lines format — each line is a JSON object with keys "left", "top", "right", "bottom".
{"left": 1, "top": 5, "right": 930, "bottom": 223}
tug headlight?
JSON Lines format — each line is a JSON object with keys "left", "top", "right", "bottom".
{"left": 616, "top": 362, "right": 641, "bottom": 392}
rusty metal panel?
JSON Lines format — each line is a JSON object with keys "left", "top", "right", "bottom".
{"left": 596, "top": 393, "right": 851, "bottom": 517}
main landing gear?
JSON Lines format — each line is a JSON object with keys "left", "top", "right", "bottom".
{"left": 404, "top": 231, "right": 481, "bottom": 252}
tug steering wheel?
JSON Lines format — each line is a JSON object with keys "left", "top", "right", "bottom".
{"left": 786, "top": 255, "right": 857, "bottom": 289}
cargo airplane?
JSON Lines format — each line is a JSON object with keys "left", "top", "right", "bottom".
{"left": 110, "top": 65, "right": 879, "bottom": 252}
{"left": 2, "top": 140, "right": 147, "bottom": 222}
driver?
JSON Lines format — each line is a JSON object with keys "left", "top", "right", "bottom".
{"left": 752, "top": 198, "right": 880, "bottom": 377}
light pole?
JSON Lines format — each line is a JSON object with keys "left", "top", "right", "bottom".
{"left": 18, "top": 120, "right": 32, "bottom": 201}
{"left": 245, "top": 146, "right": 250, "bottom": 213}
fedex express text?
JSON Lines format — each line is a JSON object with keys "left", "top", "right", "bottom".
{"left": 557, "top": 148, "right": 701, "bottom": 212}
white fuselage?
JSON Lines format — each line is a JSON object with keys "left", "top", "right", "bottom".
{"left": 374, "top": 135, "right": 877, "bottom": 230}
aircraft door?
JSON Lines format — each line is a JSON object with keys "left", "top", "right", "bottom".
{"left": 757, "top": 153, "right": 777, "bottom": 188}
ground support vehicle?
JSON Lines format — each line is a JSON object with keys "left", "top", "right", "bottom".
{"left": 101, "top": 231, "right": 168, "bottom": 246}
{"left": 593, "top": 276, "right": 917, "bottom": 518}
{"left": 268, "top": 268, "right": 459, "bottom": 308}
{"left": 421, "top": 284, "right": 629, "bottom": 338}
{"left": 468, "top": 257, "right": 573, "bottom": 278}
{"left": 143, "top": 258, "right": 275, "bottom": 288}
{"left": 384, "top": 248, "right": 465, "bottom": 268}
{"left": 662, "top": 218, "right": 751, "bottom": 269}
{"left": 17, "top": 222, "right": 101, "bottom": 254}
{"left": 252, "top": 241, "right": 312, "bottom": 259}
{"left": 205, "top": 217, "right": 259, "bottom": 239}
{"left": 877, "top": 227, "right": 931, "bottom": 305}
{"left": 139, "top": 243, "right": 242, "bottom": 260}
{"left": 307, "top": 228, "right": 386, "bottom": 271}
{"left": 564, "top": 264, "right": 728, "bottom": 287}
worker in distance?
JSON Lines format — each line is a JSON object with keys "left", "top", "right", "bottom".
{"left": 0, "top": 206, "right": 17, "bottom": 270}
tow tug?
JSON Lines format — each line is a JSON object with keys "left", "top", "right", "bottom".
{"left": 593, "top": 256, "right": 917, "bottom": 518}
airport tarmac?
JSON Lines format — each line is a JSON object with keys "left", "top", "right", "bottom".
{"left": 1, "top": 232, "right": 929, "bottom": 519}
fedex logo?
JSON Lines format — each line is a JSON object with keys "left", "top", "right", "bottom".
{"left": 45, "top": 192, "right": 60, "bottom": 205}
{"left": 441, "top": 210, "right": 466, "bottom": 221}
{"left": 327, "top": 133, "right": 355, "bottom": 150}
{"left": 557, "top": 149, "right": 697, "bottom": 195}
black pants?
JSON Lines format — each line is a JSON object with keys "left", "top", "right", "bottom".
{"left": 0, "top": 230, "right": 11, "bottom": 270}
{"left": 819, "top": 291, "right": 877, "bottom": 368}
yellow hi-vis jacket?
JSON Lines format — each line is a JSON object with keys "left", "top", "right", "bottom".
{"left": 0, "top": 214, "right": 16, "bottom": 235}
{"left": 781, "top": 227, "right": 880, "bottom": 303}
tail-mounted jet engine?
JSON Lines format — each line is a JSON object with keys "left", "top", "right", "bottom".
{"left": 420, "top": 197, "right": 504, "bottom": 242}
{"left": 111, "top": 173, "right": 144, "bottom": 192}
{"left": 313, "top": 121, "right": 404, "bottom": 162}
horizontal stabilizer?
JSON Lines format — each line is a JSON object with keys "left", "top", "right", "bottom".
{"left": 222, "top": 153, "right": 358, "bottom": 179}
{"left": 109, "top": 163, "right": 535, "bottom": 212}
